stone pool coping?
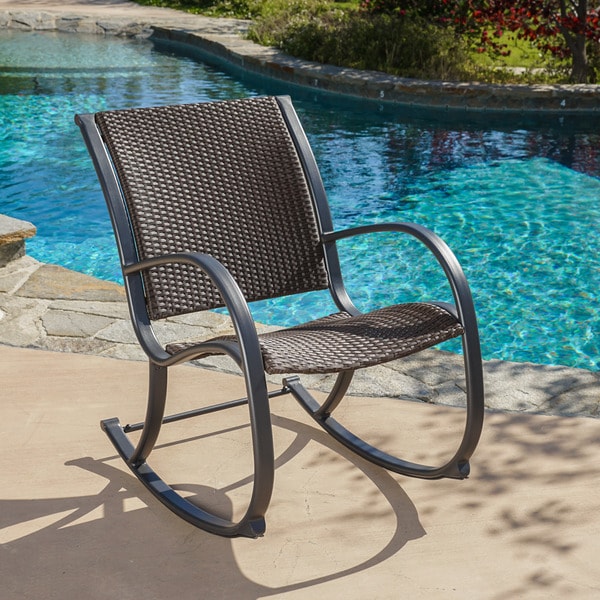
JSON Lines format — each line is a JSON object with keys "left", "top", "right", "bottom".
{"left": 1, "top": 0, "right": 600, "bottom": 113}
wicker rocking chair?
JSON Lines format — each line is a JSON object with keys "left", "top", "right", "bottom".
{"left": 76, "top": 95, "right": 484, "bottom": 538}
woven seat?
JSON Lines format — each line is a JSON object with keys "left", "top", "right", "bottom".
{"left": 168, "top": 303, "right": 463, "bottom": 374}
{"left": 76, "top": 95, "right": 484, "bottom": 538}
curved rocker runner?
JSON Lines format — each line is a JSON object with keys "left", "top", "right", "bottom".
{"left": 76, "top": 95, "right": 484, "bottom": 538}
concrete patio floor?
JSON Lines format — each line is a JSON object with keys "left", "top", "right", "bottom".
{"left": 2, "top": 344, "right": 600, "bottom": 599}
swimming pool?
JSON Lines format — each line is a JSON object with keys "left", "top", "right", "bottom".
{"left": 1, "top": 30, "right": 599, "bottom": 370}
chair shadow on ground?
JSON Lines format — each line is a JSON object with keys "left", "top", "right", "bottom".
{"left": 1, "top": 413, "right": 425, "bottom": 599}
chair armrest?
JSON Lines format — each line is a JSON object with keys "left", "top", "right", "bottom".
{"left": 122, "top": 252, "right": 262, "bottom": 373}
{"left": 322, "top": 222, "right": 479, "bottom": 339}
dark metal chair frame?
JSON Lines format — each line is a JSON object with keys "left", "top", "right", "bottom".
{"left": 76, "top": 95, "right": 484, "bottom": 538}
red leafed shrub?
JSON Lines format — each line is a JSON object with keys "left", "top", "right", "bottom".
{"left": 359, "top": 0, "right": 600, "bottom": 82}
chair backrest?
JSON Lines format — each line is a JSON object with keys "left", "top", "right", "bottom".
{"left": 91, "top": 96, "right": 330, "bottom": 320}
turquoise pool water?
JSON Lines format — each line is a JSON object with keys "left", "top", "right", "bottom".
{"left": 1, "top": 30, "right": 599, "bottom": 370}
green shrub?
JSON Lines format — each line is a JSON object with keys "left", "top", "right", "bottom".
{"left": 250, "top": 8, "right": 476, "bottom": 81}
{"left": 248, "top": 0, "right": 334, "bottom": 46}
{"left": 201, "top": 0, "right": 265, "bottom": 18}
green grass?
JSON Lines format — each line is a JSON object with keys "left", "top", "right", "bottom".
{"left": 467, "top": 32, "right": 566, "bottom": 83}
{"left": 473, "top": 34, "right": 536, "bottom": 67}
{"left": 133, "top": 0, "right": 265, "bottom": 18}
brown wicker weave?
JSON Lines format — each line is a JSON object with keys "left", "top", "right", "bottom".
{"left": 168, "top": 303, "right": 463, "bottom": 374}
{"left": 96, "top": 97, "right": 329, "bottom": 320}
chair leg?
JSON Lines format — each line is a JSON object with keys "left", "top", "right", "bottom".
{"left": 100, "top": 360, "right": 275, "bottom": 538}
{"left": 129, "top": 363, "right": 168, "bottom": 466}
{"left": 314, "top": 370, "right": 354, "bottom": 418}
{"left": 284, "top": 339, "right": 484, "bottom": 481}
